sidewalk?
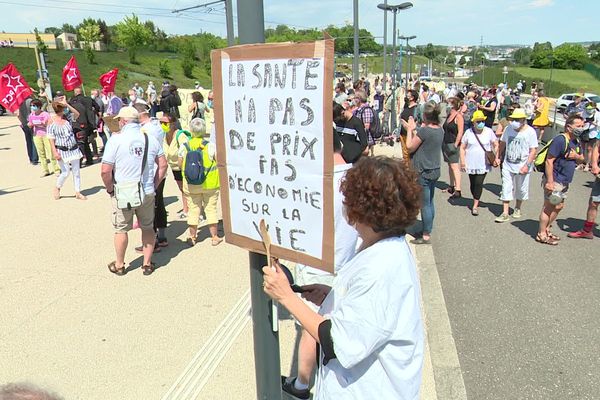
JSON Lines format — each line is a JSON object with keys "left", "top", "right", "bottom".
{"left": 0, "top": 119, "right": 463, "bottom": 399}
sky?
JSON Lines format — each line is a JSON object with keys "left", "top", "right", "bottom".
{"left": 1, "top": 0, "right": 597, "bottom": 47}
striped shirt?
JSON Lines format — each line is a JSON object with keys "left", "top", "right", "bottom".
{"left": 47, "top": 120, "right": 82, "bottom": 162}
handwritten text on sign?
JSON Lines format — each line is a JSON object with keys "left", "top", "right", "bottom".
{"left": 221, "top": 58, "right": 325, "bottom": 259}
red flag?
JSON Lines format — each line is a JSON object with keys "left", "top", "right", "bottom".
{"left": 99, "top": 68, "right": 119, "bottom": 94}
{"left": 0, "top": 63, "right": 34, "bottom": 113}
{"left": 62, "top": 56, "right": 83, "bottom": 91}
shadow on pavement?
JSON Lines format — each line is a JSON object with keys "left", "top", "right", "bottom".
{"left": 483, "top": 182, "right": 502, "bottom": 197}
{"left": 512, "top": 219, "right": 540, "bottom": 239}
{"left": 164, "top": 195, "right": 179, "bottom": 207}
{"left": 0, "top": 186, "right": 29, "bottom": 196}
{"left": 0, "top": 147, "right": 10, "bottom": 150}
{"left": 81, "top": 185, "right": 104, "bottom": 196}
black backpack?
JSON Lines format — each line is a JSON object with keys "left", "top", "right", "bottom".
{"left": 359, "top": 105, "right": 383, "bottom": 139}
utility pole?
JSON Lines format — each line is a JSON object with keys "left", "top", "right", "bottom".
{"left": 382, "top": 0, "right": 388, "bottom": 90}
{"left": 172, "top": 0, "right": 235, "bottom": 46}
{"left": 235, "top": 1, "right": 282, "bottom": 399}
{"left": 353, "top": 0, "right": 359, "bottom": 82}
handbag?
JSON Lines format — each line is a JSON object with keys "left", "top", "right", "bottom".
{"left": 473, "top": 130, "right": 496, "bottom": 166}
{"left": 114, "top": 134, "right": 149, "bottom": 210}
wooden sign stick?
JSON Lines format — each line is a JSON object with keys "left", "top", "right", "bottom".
{"left": 259, "top": 219, "right": 279, "bottom": 332}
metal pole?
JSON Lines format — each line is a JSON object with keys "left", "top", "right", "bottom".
{"left": 409, "top": 48, "right": 412, "bottom": 88}
{"left": 382, "top": 0, "right": 388, "bottom": 91}
{"left": 353, "top": 0, "right": 359, "bottom": 82}
{"left": 225, "top": 0, "right": 235, "bottom": 46}
{"left": 404, "top": 39, "right": 409, "bottom": 91}
{"left": 548, "top": 56, "right": 554, "bottom": 98}
{"left": 398, "top": 39, "right": 403, "bottom": 90}
{"left": 390, "top": 10, "right": 397, "bottom": 131}
{"left": 236, "top": 2, "right": 281, "bottom": 400}
{"left": 39, "top": 52, "right": 53, "bottom": 101}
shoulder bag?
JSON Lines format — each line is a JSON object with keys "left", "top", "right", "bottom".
{"left": 473, "top": 130, "right": 496, "bottom": 166}
{"left": 114, "top": 135, "right": 149, "bottom": 210}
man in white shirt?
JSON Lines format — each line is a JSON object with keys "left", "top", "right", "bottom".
{"left": 101, "top": 107, "right": 168, "bottom": 276}
{"left": 494, "top": 108, "right": 538, "bottom": 222}
{"left": 128, "top": 89, "right": 147, "bottom": 107}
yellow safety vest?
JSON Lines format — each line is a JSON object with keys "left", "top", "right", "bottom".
{"left": 183, "top": 137, "right": 220, "bottom": 190}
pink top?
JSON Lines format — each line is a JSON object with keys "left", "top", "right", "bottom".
{"left": 28, "top": 111, "right": 50, "bottom": 137}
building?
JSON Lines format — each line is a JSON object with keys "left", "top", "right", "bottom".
{"left": 56, "top": 32, "right": 77, "bottom": 50}
{"left": 0, "top": 33, "right": 57, "bottom": 49}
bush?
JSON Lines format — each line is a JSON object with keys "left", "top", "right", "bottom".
{"left": 158, "top": 59, "right": 171, "bottom": 78}
{"left": 181, "top": 58, "right": 194, "bottom": 78}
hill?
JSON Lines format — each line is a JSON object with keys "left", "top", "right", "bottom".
{"left": 0, "top": 47, "right": 212, "bottom": 95}
{"left": 336, "top": 54, "right": 452, "bottom": 77}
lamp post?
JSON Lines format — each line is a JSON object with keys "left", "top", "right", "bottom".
{"left": 399, "top": 35, "right": 416, "bottom": 91}
{"left": 502, "top": 65, "right": 508, "bottom": 85}
{"left": 377, "top": 2, "right": 413, "bottom": 132}
{"left": 382, "top": 0, "right": 388, "bottom": 91}
{"left": 353, "top": 0, "right": 359, "bottom": 82}
{"left": 548, "top": 52, "right": 554, "bottom": 97}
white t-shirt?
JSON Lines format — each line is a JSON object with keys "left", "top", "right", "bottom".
{"left": 315, "top": 236, "right": 424, "bottom": 400}
{"left": 102, "top": 123, "right": 164, "bottom": 195}
{"left": 461, "top": 127, "right": 497, "bottom": 174}
{"left": 501, "top": 125, "right": 538, "bottom": 174}
{"left": 141, "top": 119, "right": 165, "bottom": 153}
{"left": 429, "top": 93, "right": 441, "bottom": 104}
{"left": 296, "top": 163, "right": 358, "bottom": 279}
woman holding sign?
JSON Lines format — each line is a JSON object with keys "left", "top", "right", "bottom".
{"left": 263, "top": 156, "right": 424, "bottom": 399}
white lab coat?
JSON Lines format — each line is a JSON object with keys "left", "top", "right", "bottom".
{"left": 315, "top": 236, "right": 424, "bottom": 399}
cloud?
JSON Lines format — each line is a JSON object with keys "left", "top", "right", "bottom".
{"left": 529, "top": 0, "right": 554, "bottom": 8}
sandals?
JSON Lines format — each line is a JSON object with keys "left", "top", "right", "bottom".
{"left": 211, "top": 237, "right": 223, "bottom": 246}
{"left": 410, "top": 237, "right": 431, "bottom": 245}
{"left": 142, "top": 263, "right": 156, "bottom": 276}
{"left": 536, "top": 234, "right": 558, "bottom": 246}
{"left": 187, "top": 237, "right": 197, "bottom": 247}
{"left": 547, "top": 232, "right": 561, "bottom": 241}
{"left": 75, "top": 193, "right": 87, "bottom": 201}
{"left": 107, "top": 261, "right": 126, "bottom": 276}
{"left": 471, "top": 208, "right": 479, "bottom": 216}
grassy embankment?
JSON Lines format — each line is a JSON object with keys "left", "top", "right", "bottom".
{"left": 0, "top": 47, "right": 211, "bottom": 94}
{"left": 336, "top": 55, "right": 452, "bottom": 77}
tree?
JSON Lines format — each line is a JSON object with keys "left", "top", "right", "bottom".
{"left": 34, "top": 28, "right": 48, "bottom": 54}
{"left": 44, "top": 27, "right": 62, "bottom": 37}
{"left": 530, "top": 41, "right": 553, "bottom": 68}
{"left": 78, "top": 21, "right": 102, "bottom": 64}
{"left": 96, "top": 19, "right": 111, "bottom": 46}
{"left": 114, "top": 14, "right": 152, "bottom": 64}
{"left": 513, "top": 47, "right": 532, "bottom": 65}
{"left": 424, "top": 43, "right": 435, "bottom": 59}
{"left": 590, "top": 42, "right": 600, "bottom": 61}
{"left": 62, "top": 23, "right": 77, "bottom": 34}
{"left": 458, "top": 55, "right": 467, "bottom": 67}
{"left": 445, "top": 54, "right": 456, "bottom": 66}
{"left": 158, "top": 59, "right": 171, "bottom": 79}
{"left": 179, "top": 38, "right": 196, "bottom": 78}
{"left": 553, "top": 43, "right": 589, "bottom": 69}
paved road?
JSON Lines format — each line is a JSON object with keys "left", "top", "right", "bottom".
{"left": 431, "top": 161, "right": 600, "bottom": 399}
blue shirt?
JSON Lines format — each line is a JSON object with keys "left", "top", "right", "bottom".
{"left": 545, "top": 134, "right": 580, "bottom": 185}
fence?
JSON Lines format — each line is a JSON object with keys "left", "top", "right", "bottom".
{"left": 584, "top": 63, "right": 600, "bottom": 81}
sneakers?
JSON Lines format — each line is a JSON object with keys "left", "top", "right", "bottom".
{"left": 281, "top": 376, "right": 310, "bottom": 400}
{"left": 495, "top": 214, "right": 510, "bottom": 223}
{"left": 567, "top": 230, "right": 594, "bottom": 239}
{"left": 512, "top": 208, "right": 522, "bottom": 219}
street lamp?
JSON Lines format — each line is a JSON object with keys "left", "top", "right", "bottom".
{"left": 399, "top": 34, "right": 416, "bottom": 90}
{"left": 377, "top": 2, "right": 413, "bottom": 132}
{"left": 502, "top": 65, "right": 508, "bottom": 85}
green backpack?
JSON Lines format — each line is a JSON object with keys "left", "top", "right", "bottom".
{"left": 533, "top": 134, "right": 568, "bottom": 172}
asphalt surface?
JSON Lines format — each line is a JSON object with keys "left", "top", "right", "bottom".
{"left": 431, "top": 159, "right": 600, "bottom": 399}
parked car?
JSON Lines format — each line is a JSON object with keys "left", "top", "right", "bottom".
{"left": 555, "top": 92, "right": 600, "bottom": 113}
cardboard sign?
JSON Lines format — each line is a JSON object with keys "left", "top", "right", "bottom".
{"left": 211, "top": 40, "right": 334, "bottom": 272}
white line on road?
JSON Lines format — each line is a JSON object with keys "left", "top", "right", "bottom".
{"left": 161, "top": 290, "right": 251, "bottom": 400}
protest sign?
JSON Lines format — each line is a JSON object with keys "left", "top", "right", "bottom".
{"left": 211, "top": 40, "right": 334, "bottom": 272}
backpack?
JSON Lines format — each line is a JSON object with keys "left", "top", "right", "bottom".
{"left": 533, "top": 134, "right": 569, "bottom": 172}
{"left": 183, "top": 140, "right": 209, "bottom": 185}
{"left": 358, "top": 105, "right": 383, "bottom": 139}
{"left": 176, "top": 129, "right": 192, "bottom": 145}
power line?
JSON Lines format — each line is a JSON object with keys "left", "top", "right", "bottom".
{"left": 42, "top": 0, "right": 172, "bottom": 12}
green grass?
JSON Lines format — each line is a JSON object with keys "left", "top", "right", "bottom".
{"left": 0, "top": 47, "right": 212, "bottom": 95}
{"left": 514, "top": 67, "right": 600, "bottom": 95}
{"left": 335, "top": 55, "right": 452, "bottom": 77}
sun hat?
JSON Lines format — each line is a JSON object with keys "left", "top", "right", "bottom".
{"left": 114, "top": 107, "right": 139, "bottom": 120}
{"left": 471, "top": 110, "right": 486, "bottom": 122}
{"left": 574, "top": 92, "right": 584, "bottom": 98}
{"left": 508, "top": 108, "right": 528, "bottom": 119}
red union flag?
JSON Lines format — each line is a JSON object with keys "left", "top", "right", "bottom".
{"left": 62, "top": 56, "right": 83, "bottom": 91}
{"left": 0, "top": 63, "right": 34, "bottom": 113}
{"left": 99, "top": 68, "right": 118, "bottom": 94}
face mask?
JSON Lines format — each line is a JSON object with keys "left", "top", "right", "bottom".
{"left": 129, "top": 95, "right": 136, "bottom": 102}
{"left": 64, "top": 108, "right": 70, "bottom": 116}
{"left": 475, "top": 122, "right": 485, "bottom": 130}
{"left": 207, "top": 100, "right": 213, "bottom": 108}
{"left": 510, "top": 121, "right": 522, "bottom": 130}
{"left": 572, "top": 127, "right": 585, "bottom": 137}
{"left": 31, "top": 106, "right": 39, "bottom": 112}
{"left": 161, "top": 123, "right": 170, "bottom": 133}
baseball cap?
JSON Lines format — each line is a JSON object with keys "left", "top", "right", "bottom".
{"left": 471, "top": 110, "right": 486, "bottom": 122}
{"left": 54, "top": 90, "right": 64, "bottom": 98}
{"left": 114, "top": 107, "right": 139, "bottom": 120}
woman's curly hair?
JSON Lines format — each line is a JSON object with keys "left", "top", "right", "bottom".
{"left": 340, "top": 156, "right": 422, "bottom": 237}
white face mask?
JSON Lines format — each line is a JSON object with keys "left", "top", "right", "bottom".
{"left": 510, "top": 121, "right": 522, "bottom": 130}
{"left": 129, "top": 95, "right": 136, "bottom": 101}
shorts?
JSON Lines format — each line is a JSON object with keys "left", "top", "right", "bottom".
{"left": 173, "top": 169, "right": 183, "bottom": 182}
{"left": 185, "top": 189, "right": 219, "bottom": 226}
{"left": 591, "top": 177, "right": 600, "bottom": 203}
{"left": 500, "top": 168, "right": 530, "bottom": 201}
{"left": 294, "top": 264, "right": 334, "bottom": 315}
{"left": 111, "top": 194, "right": 155, "bottom": 233}
{"left": 442, "top": 142, "right": 459, "bottom": 163}
{"left": 542, "top": 177, "right": 569, "bottom": 202}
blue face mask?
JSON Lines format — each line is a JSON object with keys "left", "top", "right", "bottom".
{"left": 207, "top": 100, "right": 213, "bottom": 108}
{"left": 476, "top": 121, "right": 485, "bottom": 130}
{"left": 31, "top": 106, "right": 39, "bottom": 112}
{"left": 64, "top": 108, "right": 70, "bottom": 116}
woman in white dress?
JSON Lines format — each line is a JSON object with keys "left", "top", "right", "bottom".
{"left": 47, "top": 100, "right": 87, "bottom": 200}
{"left": 263, "top": 156, "right": 425, "bottom": 399}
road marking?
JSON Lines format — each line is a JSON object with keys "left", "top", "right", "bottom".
{"left": 415, "top": 244, "right": 468, "bottom": 400}
{"left": 161, "top": 290, "right": 251, "bottom": 400}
